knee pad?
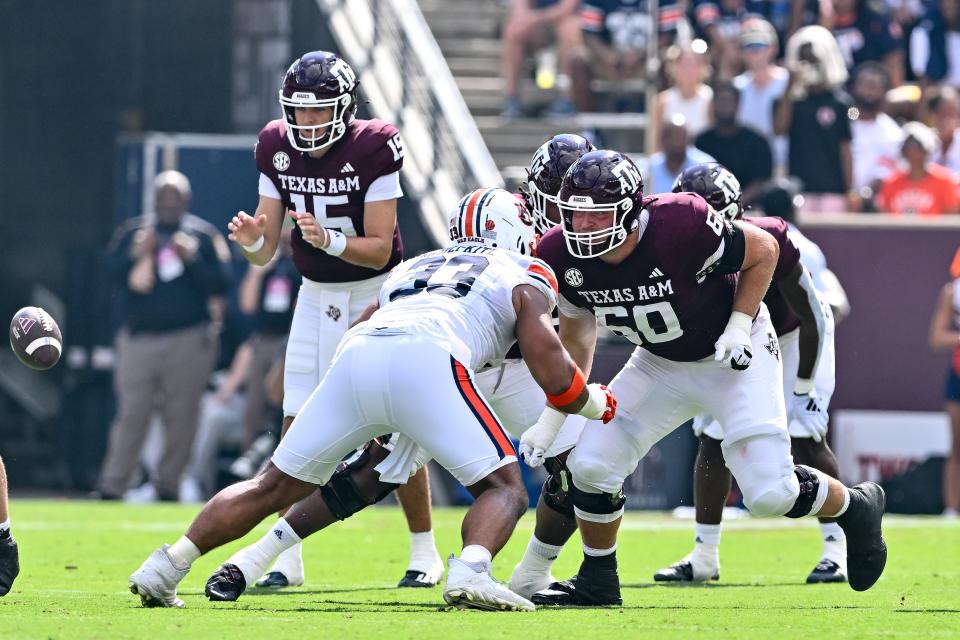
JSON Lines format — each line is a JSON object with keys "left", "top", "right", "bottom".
{"left": 541, "top": 456, "right": 574, "bottom": 518}
{"left": 570, "top": 479, "right": 626, "bottom": 524}
{"left": 743, "top": 481, "right": 797, "bottom": 518}
{"left": 784, "top": 465, "right": 827, "bottom": 518}
{"left": 319, "top": 444, "right": 398, "bottom": 521}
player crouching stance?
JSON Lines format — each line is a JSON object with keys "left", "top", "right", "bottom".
{"left": 128, "top": 187, "right": 616, "bottom": 611}
{"left": 526, "top": 150, "right": 887, "bottom": 606}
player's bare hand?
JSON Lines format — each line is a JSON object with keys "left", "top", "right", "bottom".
{"left": 289, "top": 210, "right": 329, "bottom": 250}
{"left": 228, "top": 211, "right": 267, "bottom": 246}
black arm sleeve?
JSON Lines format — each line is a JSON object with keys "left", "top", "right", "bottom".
{"left": 714, "top": 220, "right": 746, "bottom": 274}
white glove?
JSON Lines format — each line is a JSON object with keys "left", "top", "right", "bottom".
{"left": 519, "top": 407, "right": 566, "bottom": 468}
{"left": 788, "top": 392, "right": 829, "bottom": 442}
{"left": 714, "top": 311, "right": 753, "bottom": 371}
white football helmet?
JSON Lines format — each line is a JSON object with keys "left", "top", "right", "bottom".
{"left": 448, "top": 188, "right": 536, "bottom": 256}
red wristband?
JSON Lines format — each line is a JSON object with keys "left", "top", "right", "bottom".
{"left": 547, "top": 366, "right": 587, "bottom": 407}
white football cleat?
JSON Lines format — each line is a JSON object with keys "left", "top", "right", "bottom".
{"left": 398, "top": 552, "right": 445, "bottom": 588}
{"left": 443, "top": 556, "right": 534, "bottom": 612}
{"left": 129, "top": 544, "right": 189, "bottom": 608}
{"left": 508, "top": 562, "right": 557, "bottom": 600}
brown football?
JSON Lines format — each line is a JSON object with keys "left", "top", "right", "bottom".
{"left": 9, "top": 306, "right": 62, "bottom": 370}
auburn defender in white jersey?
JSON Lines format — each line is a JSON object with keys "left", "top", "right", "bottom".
{"left": 195, "top": 186, "right": 593, "bottom": 605}
{"left": 655, "top": 163, "right": 849, "bottom": 586}
{"left": 129, "top": 187, "right": 616, "bottom": 612}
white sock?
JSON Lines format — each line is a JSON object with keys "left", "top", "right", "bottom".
{"left": 692, "top": 523, "right": 721, "bottom": 566}
{"left": 271, "top": 539, "right": 304, "bottom": 577}
{"left": 228, "top": 518, "right": 301, "bottom": 587}
{"left": 408, "top": 530, "right": 440, "bottom": 571}
{"left": 167, "top": 536, "right": 201, "bottom": 569}
{"left": 459, "top": 544, "right": 493, "bottom": 568}
{"left": 820, "top": 522, "right": 846, "bottom": 565}
{"left": 518, "top": 535, "right": 564, "bottom": 573}
{"left": 583, "top": 543, "right": 616, "bottom": 557}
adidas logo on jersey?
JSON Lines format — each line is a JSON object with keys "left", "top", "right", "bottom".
{"left": 649, "top": 268, "right": 664, "bottom": 279}
{"left": 341, "top": 162, "right": 355, "bottom": 173}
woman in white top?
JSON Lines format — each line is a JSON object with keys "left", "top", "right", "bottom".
{"left": 652, "top": 40, "right": 713, "bottom": 151}
{"left": 930, "top": 86, "right": 960, "bottom": 175}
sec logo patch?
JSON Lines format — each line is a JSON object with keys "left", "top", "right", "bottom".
{"left": 564, "top": 268, "right": 583, "bottom": 287}
{"left": 273, "top": 151, "right": 291, "bottom": 172}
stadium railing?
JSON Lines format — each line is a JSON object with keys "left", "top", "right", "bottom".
{"left": 317, "top": 0, "right": 504, "bottom": 246}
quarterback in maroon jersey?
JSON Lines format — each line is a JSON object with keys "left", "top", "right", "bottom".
{"left": 654, "top": 163, "right": 848, "bottom": 586}
{"left": 225, "top": 51, "right": 442, "bottom": 589}
{"left": 524, "top": 150, "right": 887, "bottom": 606}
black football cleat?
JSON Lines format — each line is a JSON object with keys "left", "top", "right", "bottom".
{"left": 205, "top": 563, "right": 247, "bottom": 602}
{"left": 397, "top": 570, "right": 437, "bottom": 588}
{"left": 806, "top": 559, "right": 847, "bottom": 584}
{"left": 0, "top": 535, "right": 19, "bottom": 597}
{"left": 255, "top": 571, "right": 291, "bottom": 588}
{"left": 653, "top": 559, "right": 719, "bottom": 583}
{"left": 532, "top": 555, "right": 622, "bottom": 607}
{"left": 837, "top": 482, "right": 887, "bottom": 591}
{"left": 532, "top": 575, "right": 622, "bottom": 607}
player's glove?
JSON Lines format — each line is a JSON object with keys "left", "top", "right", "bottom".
{"left": 787, "top": 392, "right": 829, "bottom": 442}
{"left": 714, "top": 311, "right": 753, "bottom": 371}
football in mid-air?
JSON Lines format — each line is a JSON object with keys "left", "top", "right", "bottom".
{"left": 9, "top": 306, "right": 63, "bottom": 370}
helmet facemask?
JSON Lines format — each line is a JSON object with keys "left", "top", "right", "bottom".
{"left": 560, "top": 194, "right": 637, "bottom": 258}
{"left": 279, "top": 91, "right": 355, "bottom": 152}
{"left": 527, "top": 178, "right": 560, "bottom": 235}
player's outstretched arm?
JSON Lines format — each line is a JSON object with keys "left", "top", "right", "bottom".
{"left": 778, "top": 262, "right": 828, "bottom": 386}
{"left": 229, "top": 195, "right": 284, "bottom": 266}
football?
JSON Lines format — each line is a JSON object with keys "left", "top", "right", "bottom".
{"left": 9, "top": 306, "right": 63, "bottom": 370}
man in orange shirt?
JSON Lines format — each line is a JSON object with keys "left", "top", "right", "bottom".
{"left": 877, "top": 122, "right": 960, "bottom": 215}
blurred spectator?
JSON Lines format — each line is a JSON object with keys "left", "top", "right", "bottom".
{"left": 691, "top": 0, "right": 802, "bottom": 78}
{"left": 96, "top": 171, "right": 231, "bottom": 501}
{"left": 849, "top": 62, "right": 904, "bottom": 207}
{"left": 695, "top": 80, "right": 773, "bottom": 204}
{"left": 236, "top": 228, "right": 297, "bottom": 448}
{"left": 734, "top": 17, "right": 789, "bottom": 170}
{"left": 929, "top": 86, "right": 960, "bottom": 174}
{"left": 775, "top": 26, "right": 855, "bottom": 212}
{"left": 652, "top": 41, "right": 713, "bottom": 150}
{"left": 645, "top": 114, "right": 717, "bottom": 193}
{"left": 823, "top": 0, "right": 905, "bottom": 87}
{"left": 501, "top": 0, "right": 582, "bottom": 118}
{"left": 927, "top": 256, "right": 960, "bottom": 517}
{"left": 876, "top": 121, "right": 960, "bottom": 214}
{"left": 910, "top": 0, "right": 960, "bottom": 88}
{"left": 572, "top": 0, "right": 682, "bottom": 113}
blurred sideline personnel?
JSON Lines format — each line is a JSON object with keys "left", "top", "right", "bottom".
{"left": 97, "top": 171, "right": 231, "bottom": 501}
{"left": 128, "top": 187, "right": 617, "bottom": 612}
{"left": 207, "top": 140, "right": 600, "bottom": 604}
{"left": 0, "top": 455, "right": 18, "bottom": 596}
{"left": 222, "top": 51, "right": 442, "bottom": 589}
{"left": 927, "top": 248, "right": 960, "bottom": 518}
{"left": 526, "top": 150, "right": 887, "bottom": 606}
{"left": 654, "top": 163, "right": 849, "bottom": 585}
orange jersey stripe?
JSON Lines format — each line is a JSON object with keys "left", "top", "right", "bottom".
{"left": 464, "top": 189, "right": 484, "bottom": 237}
{"left": 454, "top": 361, "right": 516, "bottom": 456}
{"left": 527, "top": 262, "right": 559, "bottom": 294}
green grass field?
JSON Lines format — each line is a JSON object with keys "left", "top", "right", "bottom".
{"left": 0, "top": 501, "right": 957, "bottom": 639}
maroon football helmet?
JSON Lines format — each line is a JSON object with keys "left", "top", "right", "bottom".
{"left": 557, "top": 150, "right": 645, "bottom": 258}
{"left": 279, "top": 51, "right": 359, "bottom": 152}
{"left": 525, "top": 134, "right": 596, "bottom": 235}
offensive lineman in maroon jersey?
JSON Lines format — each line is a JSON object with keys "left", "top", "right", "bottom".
{"left": 226, "top": 51, "right": 442, "bottom": 589}
{"left": 522, "top": 150, "right": 887, "bottom": 606}
{"left": 654, "top": 163, "right": 848, "bottom": 585}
